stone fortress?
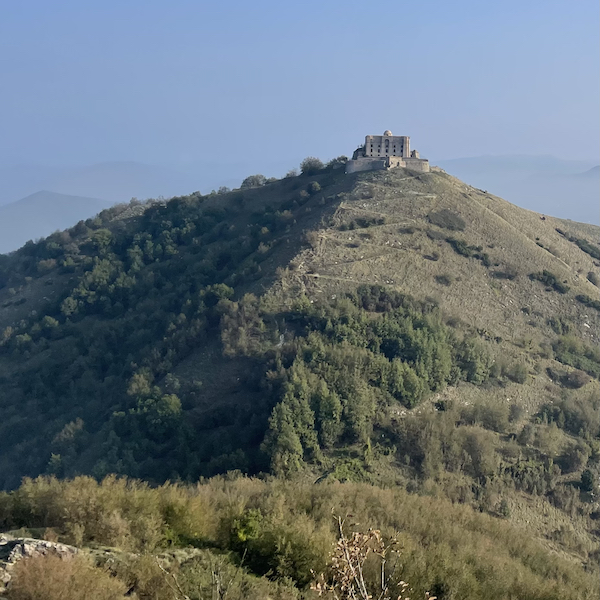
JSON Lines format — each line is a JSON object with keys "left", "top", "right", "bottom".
{"left": 346, "top": 130, "right": 430, "bottom": 174}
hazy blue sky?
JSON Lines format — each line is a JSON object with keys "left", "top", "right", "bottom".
{"left": 1, "top": 0, "right": 598, "bottom": 174}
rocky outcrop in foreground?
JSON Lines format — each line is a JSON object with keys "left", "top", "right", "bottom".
{"left": 0, "top": 534, "right": 78, "bottom": 593}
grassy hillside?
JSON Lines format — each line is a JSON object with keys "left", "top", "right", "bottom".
{"left": 0, "top": 162, "right": 598, "bottom": 594}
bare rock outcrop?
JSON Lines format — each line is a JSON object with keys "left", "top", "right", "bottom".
{"left": 0, "top": 534, "right": 78, "bottom": 593}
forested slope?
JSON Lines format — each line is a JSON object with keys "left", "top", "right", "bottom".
{"left": 0, "top": 161, "right": 598, "bottom": 590}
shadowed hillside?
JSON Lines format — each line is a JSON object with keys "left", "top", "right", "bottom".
{"left": 0, "top": 163, "right": 598, "bottom": 591}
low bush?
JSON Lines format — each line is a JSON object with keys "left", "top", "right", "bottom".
{"left": 529, "top": 271, "right": 570, "bottom": 294}
{"left": 547, "top": 316, "right": 571, "bottom": 335}
{"left": 0, "top": 476, "right": 597, "bottom": 600}
{"left": 7, "top": 554, "right": 128, "bottom": 600}
{"left": 553, "top": 335, "right": 600, "bottom": 379}
{"left": 0, "top": 476, "right": 213, "bottom": 551}
{"left": 503, "top": 363, "right": 528, "bottom": 384}
{"left": 434, "top": 274, "right": 452, "bottom": 286}
{"left": 563, "top": 233, "right": 600, "bottom": 260}
{"left": 539, "top": 395, "right": 600, "bottom": 438}
{"left": 446, "top": 238, "right": 490, "bottom": 266}
{"left": 491, "top": 268, "right": 517, "bottom": 280}
{"left": 461, "top": 402, "right": 510, "bottom": 433}
{"left": 307, "top": 181, "right": 321, "bottom": 195}
{"left": 428, "top": 209, "right": 466, "bottom": 231}
{"left": 576, "top": 294, "right": 600, "bottom": 312}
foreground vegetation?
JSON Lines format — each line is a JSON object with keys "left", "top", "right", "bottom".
{"left": 1, "top": 475, "right": 598, "bottom": 600}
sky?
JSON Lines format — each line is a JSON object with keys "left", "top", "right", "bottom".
{"left": 1, "top": 0, "right": 598, "bottom": 176}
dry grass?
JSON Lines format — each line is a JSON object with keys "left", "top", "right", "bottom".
{"left": 7, "top": 554, "right": 127, "bottom": 600}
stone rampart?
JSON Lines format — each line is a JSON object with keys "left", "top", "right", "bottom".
{"left": 403, "top": 158, "right": 430, "bottom": 172}
{"left": 345, "top": 157, "right": 388, "bottom": 174}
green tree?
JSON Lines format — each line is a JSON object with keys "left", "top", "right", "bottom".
{"left": 241, "top": 174, "right": 267, "bottom": 189}
{"left": 580, "top": 469, "right": 595, "bottom": 492}
{"left": 300, "top": 157, "right": 324, "bottom": 175}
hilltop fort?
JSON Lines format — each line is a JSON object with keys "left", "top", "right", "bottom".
{"left": 346, "top": 130, "right": 430, "bottom": 173}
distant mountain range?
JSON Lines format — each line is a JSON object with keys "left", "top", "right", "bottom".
{"left": 0, "top": 161, "right": 202, "bottom": 207}
{"left": 435, "top": 155, "right": 599, "bottom": 224}
{"left": 579, "top": 165, "right": 600, "bottom": 178}
{"left": 0, "top": 191, "right": 111, "bottom": 254}
{"left": 0, "top": 155, "right": 597, "bottom": 255}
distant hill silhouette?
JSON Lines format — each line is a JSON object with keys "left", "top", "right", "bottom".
{"left": 0, "top": 161, "right": 200, "bottom": 207}
{"left": 0, "top": 191, "right": 111, "bottom": 254}
{"left": 576, "top": 165, "right": 600, "bottom": 178}
{"left": 436, "top": 155, "right": 598, "bottom": 224}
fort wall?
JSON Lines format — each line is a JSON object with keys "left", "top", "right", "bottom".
{"left": 345, "top": 130, "right": 429, "bottom": 174}
{"left": 345, "top": 157, "right": 389, "bottom": 173}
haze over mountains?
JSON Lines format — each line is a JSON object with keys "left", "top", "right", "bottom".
{"left": 0, "top": 191, "right": 112, "bottom": 254}
{"left": 0, "top": 154, "right": 597, "bottom": 255}
{"left": 436, "top": 155, "right": 599, "bottom": 224}
{"left": 0, "top": 161, "right": 201, "bottom": 206}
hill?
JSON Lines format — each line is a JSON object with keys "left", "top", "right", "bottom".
{"left": 0, "top": 191, "right": 112, "bottom": 254}
{"left": 0, "top": 161, "right": 200, "bottom": 207}
{"left": 436, "top": 155, "right": 599, "bottom": 223}
{"left": 578, "top": 164, "right": 600, "bottom": 178}
{"left": 0, "top": 163, "right": 598, "bottom": 596}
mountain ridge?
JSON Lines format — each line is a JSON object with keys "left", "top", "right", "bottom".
{"left": 0, "top": 164, "right": 598, "bottom": 584}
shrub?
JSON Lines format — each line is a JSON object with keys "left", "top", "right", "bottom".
{"left": 587, "top": 271, "right": 599, "bottom": 286}
{"left": 7, "top": 554, "right": 128, "bottom": 600}
{"left": 491, "top": 268, "right": 517, "bottom": 280}
{"left": 560, "top": 234, "right": 600, "bottom": 260}
{"left": 307, "top": 181, "right": 321, "bottom": 195}
{"left": 559, "top": 441, "right": 590, "bottom": 473}
{"left": 580, "top": 469, "right": 595, "bottom": 492}
{"left": 547, "top": 316, "right": 570, "bottom": 335}
{"left": 538, "top": 396, "right": 599, "bottom": 439}
{"left": 326, "top": 156, "right": 348, "bottom": 168}
{"left": 428, "top": 209, "right": 466, "bottom": 231}
{"left": 434, "top": 274, "right": 452, "bottom": 286}
{"left": 529, "top": 270, "right": 570, "bottom": 294}
{"left": 226, "top": 510, "right": 331, "bottom": 587}
{"left": 498, "top": 498, "right": 511, "bottom": 518}
{"left": 509, "top": 404, "right": 524, "bottom": 423}
{"left": 503, "top": 363, "right": 528, "bottom": 384}
{"left": 2, "top": 476, "right": 213, "bottom": 552}
{"left": 446, "top": 238, "right": 490, "bottom": 266}
{"left": 561, "top": 370, "right": 591, "bottom": 389}
{"left": 553, "top": 335, "right": 600, "bottom": 379}
{"left": 241, "top": 175, "right": 267, "bottom": 189}
{"left": 447, "top": 238, "right": 474, "bottom": 257}
{"left": 300, "top": 157, "right": 324, "bottom": 175}
{"left": 575, "top": 294, "right": 600, "bottom": 312}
